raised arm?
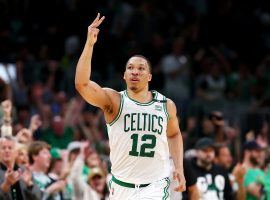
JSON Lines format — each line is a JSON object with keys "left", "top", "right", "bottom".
{"left": 75, "top": 14, "right": 120, "bottom": 120}
{"left": 166, "top": 99, "right": 186, "bottom": 192}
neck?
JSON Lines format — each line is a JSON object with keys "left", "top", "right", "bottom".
{"left": 31, "top": 163, "right": 46, "bottom": 173}
{"left": 127, "top": 87, "right": 151, "bottom": 103}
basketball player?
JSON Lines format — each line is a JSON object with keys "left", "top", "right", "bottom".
{"left": 75, "top": 13, "right": 186, "bottom": 199}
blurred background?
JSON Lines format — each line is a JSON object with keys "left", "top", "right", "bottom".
{"left": 1, "top": 0, "right": 270, "bottom": 152}
{"left": 1, "top": 0, "right": 270, "bottom": 199}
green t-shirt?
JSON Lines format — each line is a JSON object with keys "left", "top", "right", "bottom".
{"left": 244, "top": 168, "right": 265, "bottom": 200}
{"left": 264, "top": 167, "right": 270, "bottom": 200}
{"left": 40, "top": 126, "right": 74, "bottom": 149}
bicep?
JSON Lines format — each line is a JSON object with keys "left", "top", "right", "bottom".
{"left": 76, "top": 80, "right": 117, "bottom": 111}
{"left": 166, "top": 99, "right": 181, "bottom": 137}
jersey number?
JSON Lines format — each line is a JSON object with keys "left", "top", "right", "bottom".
{"left": 129, "top": 134, "right": 156, "bottom": 157}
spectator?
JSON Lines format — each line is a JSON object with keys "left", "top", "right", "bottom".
{"left": 242, "top": 140, "right": 266, "bottom": 200}
{"left": 1, "top": 100, "right": 13, "bottom": 137}
{"left": 209, "top": 111, "right": 239, "bottom": 157}
{"left": 160, "top": 37, "right": 190, "bottom": 110}
{"left": 15, "top": 143, "right": 29, "bottom": 167}
{"left": 40, "top": 115, "right": 74, "bottom": 149}
{"left": 185, "top": 114, "right": 215, "bottom": 150}
{"left": 0, "top": 136, "right": 42, "bottom": 199}
{"left": 88, "top": 167, "right": 108, "bottom": 200}
{"left": 28, "top": 141, "right": 67, "bottom": 199}
{"left": 67, "top": 141, "right": 81, "bottom": 164}
{"left": 190, "top": 137, "right": 233, "bottom": 199}
{"left": 214, "top": 144, "right": 233, "bottom": 170}
{"left": 48, "top": 148, "right": 65, "bottom": 200}
{"left": 69, "top": 143, "right": 109, "bottom": 200}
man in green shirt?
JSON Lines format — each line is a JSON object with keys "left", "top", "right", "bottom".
{"left": 40, "top": 115, "right": 74, "bottom": 149}
{"left": 243, "top": 141, "right": 265, "bottom": 200}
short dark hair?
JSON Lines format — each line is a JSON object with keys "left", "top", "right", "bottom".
{"left": 127, "top": 55, "right": 152, "bottom": 73}
{"left": 195, "top": 137, "right": 215, "bottom": 150}
{"left": 28, "top": 141, "right": 51, "bottom": 164}
{"left": 214, "top": 143, "right": 229, "bottom": 157}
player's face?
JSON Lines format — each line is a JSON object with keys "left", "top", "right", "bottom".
{"left": 123, "top": 57, "right": 152, "bottom": 91}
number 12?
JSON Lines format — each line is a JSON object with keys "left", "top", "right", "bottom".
{"left": 129, "top": 134, "right": 156, "bottom": 157}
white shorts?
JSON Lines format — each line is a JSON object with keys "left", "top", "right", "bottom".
{"left": 109, "top": 176, "right": 170, "bottom": 200}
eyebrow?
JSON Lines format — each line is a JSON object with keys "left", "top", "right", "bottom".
{"left": 127, "top": 63, "right": 146, "bottom": 66}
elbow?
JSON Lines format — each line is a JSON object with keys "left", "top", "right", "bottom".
{"left": 75, "top": 82, "right": 87, "bottom": 91}
{"left": 75, "top": 82, "right": 81, "bottom": 91}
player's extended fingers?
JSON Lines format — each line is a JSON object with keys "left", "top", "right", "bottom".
{"left": 92, "top": 13, "right": 100, "bottom": 24}
{"left": 89, "top": 13, "right": 100, "bottom": 28}
{"left": 95, "top": 16, "right": 105, "bottom": 27}
{"left": 90, "top": 13, "right": 105, "bottom": 28}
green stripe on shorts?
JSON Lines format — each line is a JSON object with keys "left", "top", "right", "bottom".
{"left": 162, "top": 178, "right": 170, "bottom": 200}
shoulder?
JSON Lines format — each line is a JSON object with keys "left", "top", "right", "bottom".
{"left": 102, "top": 88, "right": 121, "bottom": 113}
{"left": 166, "top": 98, "right": 177, "bottom": 118}
{"left": 103, "top": 88, "right": 121, "bottom": 97}
{"left": 212, "top": 164, "right": 229, "bottom": 176}
{"left": 103, "top": 88, "right": 123, "bottom": 104}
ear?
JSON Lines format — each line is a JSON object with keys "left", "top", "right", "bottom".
{"left": 123, "top": 72, "right": 126, "bottom": 80}
{"left": 148, "top": 74, "right": 152, "bottom": 82}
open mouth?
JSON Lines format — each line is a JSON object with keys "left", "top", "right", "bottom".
{"left": 131, "top": 78, "right": 139, "bottom": 83}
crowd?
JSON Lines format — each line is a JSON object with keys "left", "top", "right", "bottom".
{"left": 1, "top": 0, "right": 270, "bottom": 199}
{"left": 0, "top": 98, "right": 270, "bottom": 199}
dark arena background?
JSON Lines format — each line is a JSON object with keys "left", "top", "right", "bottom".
{"left": 0, "top": 0, "right": 270, "bottom": 199}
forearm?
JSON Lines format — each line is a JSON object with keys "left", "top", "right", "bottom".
{"left": 189, "top": 185, "right": 200, "bottom": 200}
{"left": 75, "top": 40, "right": 94, "bottom": 86}
{"left": 167, "top": 133, "right": 184, "bottom": 172}
{"left": 236, "top": 183, "right": 246, "bottom": 200}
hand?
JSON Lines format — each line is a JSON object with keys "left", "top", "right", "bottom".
{"left": 87, "top": 13, "right": 105, "bottom": 46}
{"left": 173, "top": 169, "right": 186, "bottom": 192}
{"left": 60, "top": 167, "right": 71, "bottom": 180}
{"left": 5, "top": 168, "right": 21, "bottom": 186}
{"left": 232, "top": 163, "right": 246, "bottom": 184}
{"left": 0, "top": 169, "right": 21, "bottom": 192}
{"left": 29, "top": 114, "right": 42, "bottom": 132}
{"left": 81, "top": 141, "right": 90, "bottom": 156}
{"left": 1, "top": 99, "right": 12, "bottom": 118}
{"left": 16, "top": 128, "right": 33, "bottom": 143}
{"left": 21, "top": 167, "right": 33, "bottom": 187}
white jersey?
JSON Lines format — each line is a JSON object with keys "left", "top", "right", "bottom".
{"left": 106, "top": 90, "right": 170, "bottom": 184}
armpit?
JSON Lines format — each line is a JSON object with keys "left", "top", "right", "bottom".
{"left": 103, "top": 104, "right": 113, "bottom": 114}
